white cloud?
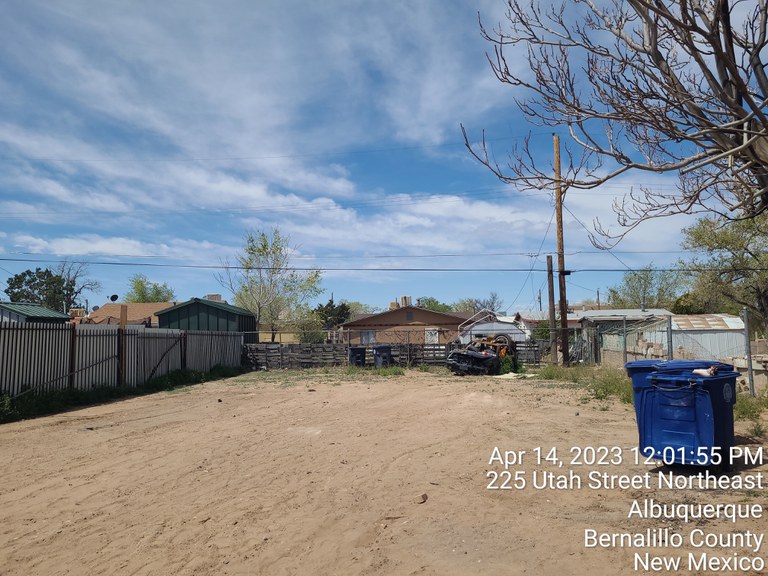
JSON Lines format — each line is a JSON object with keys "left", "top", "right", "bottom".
{"left": 0, "top": 1, "right": 708, "bottom": 308}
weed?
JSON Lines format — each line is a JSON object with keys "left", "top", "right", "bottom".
{"left": 586, "top": 368, "right": 634, "bottom": 404}
{"left": 498, "top": 355, "right": 521, "bottom": 375}
{"left": 531, "top": 365, "right": 633, "bottom": 404}
{"left": 0, "top": 394, "right": 17, "bottom": 422}
{"left": 370, "top": 366, "right": 405, "bottom": 377}
{"left": 747, "top": 421, "right": 766, "bottom": 438}
{"left": 734, "top": 395, "right": 764, "bottom": 421}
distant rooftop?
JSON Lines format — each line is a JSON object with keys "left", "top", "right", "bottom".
{"left": 0, "top": 301, "right": 71, "bottom": 320}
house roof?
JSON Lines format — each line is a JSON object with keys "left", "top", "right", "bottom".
{"left": 0, "top": 301, "right": 71, "bottom": 320}
{"left": 463, "top": 320, "right": 526, "bottom": 335}
{"left": 339, "top": 305, "right": 468, "bottom": 328}
{"left": 155, "top": 297, "right": 254, "bottom": 317}
{"left": 671, "top": 314, "right": 744, "bottom": 331}
{"left": 574, "top": 308, "right": 672, "bottom": 321}
{"left": 86, "top": 302, "right": 179, "bottom": 325}
{"left": 514, "top": 310, "right": 550, "bottom": 323}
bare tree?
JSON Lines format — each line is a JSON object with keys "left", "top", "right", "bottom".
{"left": 55, "top": 259, "right": 102, "bottom": 311}
{"left": 464, "top": 0, "right": 768, "bottom": 246}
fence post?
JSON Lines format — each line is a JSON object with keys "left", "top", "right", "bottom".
{"left": 742, "top": 307, "right": 756, "bottom": 397}
{"left": 666, "top": 316, "right": 673, "bottom": 360}
{"left": 117, "top": 327, "right": 125, "bottom": 386}
{"left": 182, "top": 331, "right": 188, "bottom": 371}
{"left": 68, "top": 323, "right": 77, "bottom": 390}
{"left": 622, "top": 317, "right": 627, "bottom": 365}
{"left": 406, "top": 330, "right": 410, "bottom": 366}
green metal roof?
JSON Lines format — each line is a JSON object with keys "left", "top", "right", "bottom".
{"left": 155, "top": 297, "right": 254, "bottom": 317}
{"left": 0, "top": 301, "right": 71, "bottom": 319}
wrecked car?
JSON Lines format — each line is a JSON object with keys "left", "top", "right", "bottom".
{"left": 446, "top": 338, "right": 512, "bottom": 376}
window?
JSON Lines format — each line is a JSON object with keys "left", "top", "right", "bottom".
{"left": 361, "top": 330, "right": 376, "bottom": 345}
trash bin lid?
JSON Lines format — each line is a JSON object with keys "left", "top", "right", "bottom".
{"left": 653, "top": 360, "right": 734, "bottom": 372}
{"left": 624, "top": 359, "right": 660, "bottom": 376}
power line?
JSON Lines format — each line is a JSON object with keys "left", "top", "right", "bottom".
{"left": 562, "top": 204, "right": 632, "bottom": 271}
{"left": 508, "top": 207, "right": 556, "bottom": 308}
{"left": 2, "top": 247, "right": 699, "bottom": 261}
{"left": 0, "top": 256, "right": 752, "bottom": 274}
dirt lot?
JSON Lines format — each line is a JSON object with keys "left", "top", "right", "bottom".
{"left": 0, "top": 368, "right": 766, "bottom": 576}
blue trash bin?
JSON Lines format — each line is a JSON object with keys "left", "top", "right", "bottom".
{"left": 653, "top": 359, "right": 734, "bottom": 373}
{"left": 373, "top": 345, "right": 392, "bottom": 368}
{"left": 625, "top": 360, "right": 662, "bottom": 423}
{"left": 625, "top": 359, "right": 736, "bottom": 425}
{"left": 348, "top": 346, "right": 366, "bottom": 367}
{"left": 636, "top": 370, "right": 738, "bottom": 467}
{"left": 625, "top": 359, "right": 660, "bottom": 379}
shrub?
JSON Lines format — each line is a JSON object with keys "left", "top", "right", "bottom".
{"left": 734, "top": 394, "right": 765, "bottom": 421}
{"left": 499, "top": 354, "right": 521, "bottom": 375}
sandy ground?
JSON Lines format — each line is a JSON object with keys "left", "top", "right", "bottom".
{"left": 0, "top": 369, "right": 766, "bottom": 576}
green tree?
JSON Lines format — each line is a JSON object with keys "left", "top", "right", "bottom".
{"left": 314, "top": 297, "right": 351, "bottom": 329}
{"left": 4, "top": 260, "right": 101, "bottom": 312}
{"left": 680, "top": 215, "right": 768, "bottom": 333}
{"left": 4, "top": 268, "right": 67, "bottom": 311}
{"left": 292, "top": 306, "right": 325, "bottom": 344}
{"left": 530, "top": 318, "right": 552, "bottom": 343}
{"left": 124, "top": 274, "right": 176, "bottom": 303}
{"left": 452, "top": 298, "right": 481, "bottom": 313}
{"left": 217, "top": 227, "right": 323, "bottom": 342}
{"left": 607, "top": 266, "right": 683, "bottom": 310}
{"left": 342, "top": 300, "right": 380, "bottom": 316}
{"left": 416, "top": 296, "right": 452, "bottom": 313}
{"left": 670, "top": 289, "right": 740, "bottom": 316}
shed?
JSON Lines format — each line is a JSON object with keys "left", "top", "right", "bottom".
{"left": 0, "top": 301, "right": 72, "bottom": 324}
{"left": 670, "top": 314, "right": 744, "bottom": 360}
{"left": 574, "top": 308, "right": 673, "bottom": 328}
{"left": 156, "top": 298, "right": 257, "bottom": 342}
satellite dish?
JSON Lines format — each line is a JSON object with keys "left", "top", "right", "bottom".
{"left": 92, "top": 305, "right": 100, "bottom": 311}
{"left": 110, "top": 294, "right": 118, "bottom": 302}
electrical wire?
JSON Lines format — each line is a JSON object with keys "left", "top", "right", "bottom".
{"left": 0, "top": 256, "right": 742, "bottom": 274}
{"left": 507, "top": 207, "right": 556, "bottom": 308}
{"left": 562, "top": 204, "right": 632, "bottom": 271}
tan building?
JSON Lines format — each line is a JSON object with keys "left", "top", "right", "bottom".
{"left": 339, "top": 305, "right": 471, "bottom": 345}
{"left": 83, "top": 302, "right": 179, "bottom": 327}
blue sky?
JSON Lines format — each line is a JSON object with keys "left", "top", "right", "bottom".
{"left": 0, "top": 1, "right": 698, "bottom": 313}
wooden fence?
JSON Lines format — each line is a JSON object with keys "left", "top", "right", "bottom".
{"left": 0, "top": 323, "right": 243, "bottom": 398}
{"left": 242, "top": 343, "right": 456, "bottom": 370}
{"left": 242, "top": 341, "right": 546, "bottom": 370}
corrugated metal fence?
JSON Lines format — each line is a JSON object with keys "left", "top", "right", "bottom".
{"left": 595, "top": 317, "right": 746, "bottom": 367}
{"left": 0, "top": 323, "right": 243, "bottom": 398}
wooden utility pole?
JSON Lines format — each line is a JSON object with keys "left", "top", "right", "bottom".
{"left": 547, "top": 255, "right": 557, "bottom": 364}
{"left": 554, "top": 135, "right": 570, "bottom": 365}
